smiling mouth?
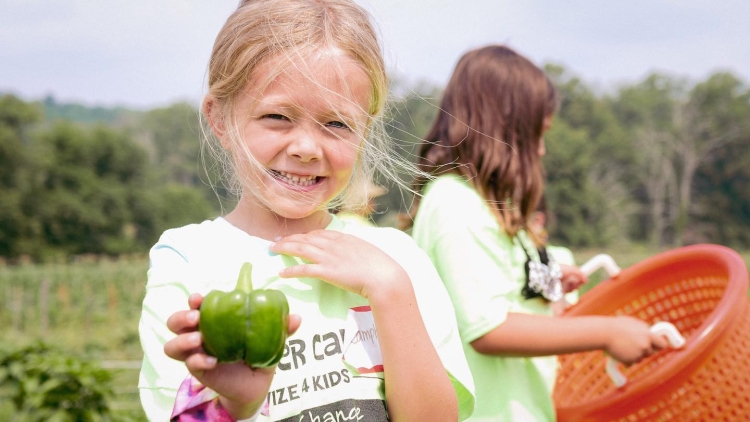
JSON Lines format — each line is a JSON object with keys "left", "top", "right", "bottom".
{"left": 270, "top": 170, "right": 320, "bottom": 187}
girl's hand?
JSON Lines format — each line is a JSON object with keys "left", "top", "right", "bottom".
{"left": 559, "top": 264, "right": 588, "bottom": 293}
{"left": 274, "top": 230, "right": 458, "bottom": 420}
{"left": 270, "top": 230, "right": 409, "bottom": 301}
{"left": 605, "top": 316, "right": 670, "bottom": 365}
{"left": 163, "top": 293, "right": 302, "bottom": 418}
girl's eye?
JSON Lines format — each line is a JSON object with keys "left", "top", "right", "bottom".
{"left": 264, "top": 114, "right": 287, "bottom": 121}
{"left": 326, "top": 120, "right": 349, "bottom": 130}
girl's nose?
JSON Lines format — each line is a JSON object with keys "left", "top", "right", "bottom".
{"left": 287, "top": 126, "right": 322, "bottom": 162}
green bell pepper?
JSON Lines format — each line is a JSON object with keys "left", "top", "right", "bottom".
{"left": 199, "top": 262, "right": 289, "bottom": 368}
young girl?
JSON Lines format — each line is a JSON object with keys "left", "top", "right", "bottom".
{"left": 138, "top": 1, "right": 474, "bottom": 421}
{"left": 405, "top": 45, "right": 668, "bottom": 421}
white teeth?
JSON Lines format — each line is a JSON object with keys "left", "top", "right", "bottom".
{"left": 276, "top": 171, "right": 317, "bottom": 186}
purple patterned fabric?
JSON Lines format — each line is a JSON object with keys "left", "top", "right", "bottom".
{"left": 170, "top": 375, "right": 234, "bottom": 421}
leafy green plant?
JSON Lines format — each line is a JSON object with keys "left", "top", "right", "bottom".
{"left": 0, "top": 342, "right": 116, "bottom": 421}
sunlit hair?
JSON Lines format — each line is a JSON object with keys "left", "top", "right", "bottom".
{"left": 404, "top": 45, "right": 557, "bottom": 240}
{"left": 201, "top": 0, "right": 403, "bottom": 211}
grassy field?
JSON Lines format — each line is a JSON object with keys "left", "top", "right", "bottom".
{"left": 0, "top": 245, "right": 748, "bottom": 420}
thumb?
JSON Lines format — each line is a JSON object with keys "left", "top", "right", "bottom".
{"left": 287, "top": 314, "right": 302, "bottom": 336}
{"left": 652, "top": 332, "right": 670, "bottom": 351}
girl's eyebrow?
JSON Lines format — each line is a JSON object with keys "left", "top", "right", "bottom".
{"left": 254, "top": 96, "right": 295, "bottom": 109}
{"left": 257, "top": 96, "right": 367, "bottom": 121}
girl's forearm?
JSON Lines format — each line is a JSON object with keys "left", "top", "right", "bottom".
{"left": 368, "top": 279, "right": 458, "bottom": 421}
{"left": 218, "top": 396, "right": 263, "bottom": 421}
{"left": 471, "top": 312, "right": 612, "bottom": 357}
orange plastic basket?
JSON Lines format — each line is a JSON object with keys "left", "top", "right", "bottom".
{"left": 553, "top": 244, "right": 750, "bottom": 421}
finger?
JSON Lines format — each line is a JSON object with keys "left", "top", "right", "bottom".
{"left": 561, "top": 278, "right": 574, "bottom": 292}
{"left": 569, "top": 272, "right": 587, "bottom": 285}
{"left": 641, "top": 347, "right": 653, "bottom": 359}
{"left": 188, "top": 293, "right": 204, "bottom": 310}
{"left": 563, "top": 265, "right": 588, "bottom": 283}
{"left": 164, "top": 331, "right": 204, "bottom": 361}
{"left": 279, "top": 263, "right": 326, "bottom": 280}
{"left": 185, "top": 351, "right": 218, "bottom": 373}
{"left": 652, "top": 333, "right": 671, "bottom": 350}
{"left": 166, "top": 309, "right": 200, "bottom": 334}
{"left": 271, "top": 240, "right": 325, "bottom": 262}
{"left": 573, "top": 268, "right": 589, "bottom": 284}
{"left": 275, "top": 231, "right": 324, "bottom": 245}
{"left": 288, "top": 314, "right": 302, "bottom": 336}
{"left": 561, "top": 277, "right": 583, "bottom": 293}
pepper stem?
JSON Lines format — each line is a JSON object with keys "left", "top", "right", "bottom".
{"left": 236, "top": 262, "right": 254, "bottom": 292}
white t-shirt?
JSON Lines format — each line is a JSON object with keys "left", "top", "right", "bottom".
{"left": 138, "top": 215, "right": 475, "bottom": 421}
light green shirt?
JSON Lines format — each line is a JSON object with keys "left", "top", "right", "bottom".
{"left": 412, "top": 174, "right": 557, "bottom": 422}
{"left": 139, "top": 215, "right": 475, "bottom": 421}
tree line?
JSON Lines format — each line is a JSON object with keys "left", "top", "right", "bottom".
{"left": 1, "top": 65, "right": 749, "bottom": 261}
{"left": 0, "top": 96, "right": 216, "bottom": 260}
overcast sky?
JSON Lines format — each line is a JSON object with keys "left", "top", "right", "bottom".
{"left": 1, "top": 0, "right": 748, "bottom": 109}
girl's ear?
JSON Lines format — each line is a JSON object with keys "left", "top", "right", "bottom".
{"left": 203, "top": 96, "right": 227, "bottom": 140}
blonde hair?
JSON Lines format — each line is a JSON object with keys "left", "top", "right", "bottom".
{"left": 202, "top": 0, "right": 398, "bottom": 210}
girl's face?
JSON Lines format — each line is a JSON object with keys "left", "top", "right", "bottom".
{"left": 225, "top": 50, "right": 372, "bottom": 222}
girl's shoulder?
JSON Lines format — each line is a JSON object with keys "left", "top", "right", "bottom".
{"left": 338, "top": 219, "right": 415, "bottom": 251}
{"left": 417, "top": 174, "right": 493, "bottom": 226}
{"left": 155, "top": 218, "right": 230, "bottom": 251}
{"left": 148, "top": 218, "right": 274, "bottom": 292}
{"left": 158, "top": 218, "right": 224, "bottom": 241}
{"left": 424, "top": 173, "right": 477, "bottom": 198}
{"left": 152, "top": 217, "right": 267, "bottom": 264}
{"left": 422, "top": 174, "right": 485, "bottom": 212}
{"left": 337, "top": 218, "right": 429, "bottom": 263}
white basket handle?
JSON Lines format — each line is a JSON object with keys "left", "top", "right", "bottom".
{"left": 580, "top": 254, "right": 621, "bottom": 278}
{"left": 606, "top": 321, "right": 687, "bottom": 387}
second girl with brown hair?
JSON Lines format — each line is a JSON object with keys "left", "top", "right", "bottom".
{"left": 406, "top": 45, "right": 668, "bottom": 421}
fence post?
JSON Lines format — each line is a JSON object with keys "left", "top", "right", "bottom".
{"left": 12, "top": 285, "right": 24, "bottom": 331}
{"left": 84, "top": 280, "right": 92, "bottom": 334}
{"left": 4, "top": 281, "right": 11, "bottom": 328}
{"left": 39, "top": 278, "right": 50, "bottom": 335}
{"left": 108, "top": 280, "right": 118, "bottom": 323}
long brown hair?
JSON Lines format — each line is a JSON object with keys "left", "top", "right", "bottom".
{"left": 405, "top": 45, "right": 557, "bottom": 240}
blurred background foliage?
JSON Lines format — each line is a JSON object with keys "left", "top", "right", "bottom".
{"left": 0, "top": 342, "right": 118, "bottom": 421}
{"left": 1, "top": 66, "right": 749, "bottom": 259}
